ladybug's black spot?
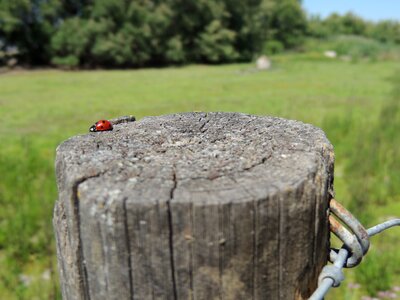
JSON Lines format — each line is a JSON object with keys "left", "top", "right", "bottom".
{"left": 100, "top": 125, "right": 104, "bottom": 129}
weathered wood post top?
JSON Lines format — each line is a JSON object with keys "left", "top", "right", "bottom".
{"left": 54, "top": 112, "right": 334, "bottom": 300}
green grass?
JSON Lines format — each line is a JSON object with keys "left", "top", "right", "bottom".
{"left": 0, "top": 56, "right": 399, "bottom": 299}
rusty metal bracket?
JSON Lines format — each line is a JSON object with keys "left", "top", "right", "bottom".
{"left": 329, "top": 199, "right": 370, "bottom": 268}
{"left": 309, "top": 198, "right": 400, "bottom": 300}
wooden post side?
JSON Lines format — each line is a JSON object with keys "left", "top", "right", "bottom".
{"left": 54, "top": 112, "right": 334, "bottom": 300}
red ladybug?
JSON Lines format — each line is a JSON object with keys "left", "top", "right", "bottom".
{"left": 89, "top": 120, "right": 113, "bottom": 132}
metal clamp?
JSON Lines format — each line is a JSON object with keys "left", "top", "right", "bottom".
{"left": 318, "top": 265, "right": 344, "bottom": 287}
{"left": 308, "top": 197, "right": 400, "bottom": 300}
{"left": 329, "top": 199, "right": 370, "bottom": 268}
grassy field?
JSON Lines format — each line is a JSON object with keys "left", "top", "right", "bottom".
{"left": 0, "top": 55, "right": 399, "bottom": 299}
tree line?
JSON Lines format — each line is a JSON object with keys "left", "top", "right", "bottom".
{"left": 0, "top": 0, "right": 399, "bottom": 68}
{"left": 308, "top": 12, "right": 400, "bottom": 44}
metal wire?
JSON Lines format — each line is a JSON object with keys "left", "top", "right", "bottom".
{"left": 367, "top": 219, "right": 400, "bottom": 237}
{"left": 311, "top": 249, "right": 349, "bottom": 299}
{"left": 309, "top": 210, "right": 400, "bottom": 300}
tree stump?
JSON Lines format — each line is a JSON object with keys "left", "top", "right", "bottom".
{"left": 53, "top": 112, "right": 334, "bottom": 300}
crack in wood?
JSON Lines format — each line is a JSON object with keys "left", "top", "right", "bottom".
{"left": 72, "top": 171, "right": 107, "bottom": 300}
{"left": 252, "top": 200, "right": 256, "bottom": 300}
{"left": 53, "top": 199, "right": 69, "bottom": 299}
{"left": 278, "top": 193, "right": 283, "bottom": 300}
{"left": 198, "top": 115, "right": 211, "bottom": 133}
{"left": 123, "top": 197, "right": 135, "bottom": 300}
{"left": 73, "top": 177, "right": 98, "bottom": 300}
{"left": 167, "top": 168, "right": 178, "bottom": 300}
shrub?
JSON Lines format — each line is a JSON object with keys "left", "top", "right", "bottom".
{"left": 264, "top": 40, "right": 284, "bottom": 55}
{"left": 332, "top": 35, "right": 384, "bottom": 60}
{"left": 51, "top": 55, "right": 79, "bottom": 68}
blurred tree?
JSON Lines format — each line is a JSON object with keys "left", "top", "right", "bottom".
{"left": 306, "top": 15, "right": 330, "bottom": 38}
{"left": 369, "top": 20, "right": 400, "bottom": 44}
{"left": 195, "top": 20, "right": 238, "bottom": 62}
{"left": 170, "top": 0, "right": 238, "bottom": 62}
{"left": 269, "top": 0, "right": 307, "bottom": 49}
{"left": 51, "top": 18, "right": 109, "bottom": 68}
{"left": 7, "top": 0, "right": 398, "bottom": 68}
{"left": 340, "top": 13, "right": 368, "bottom": 35}
{"left": 307, "top": 12, "right": 400, "bottom": 47}
{"left": 0, "top": 0, "right": 60, "bottom": 65}
{"left": 50, "top": 0, "right": 278, "bottom": 67}
{"left": 323, "top": 12, "right": 368, "bottom": 36}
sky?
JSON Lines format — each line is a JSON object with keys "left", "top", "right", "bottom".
{"left": 302, "top": 0, "right": 400, "bottom": 22}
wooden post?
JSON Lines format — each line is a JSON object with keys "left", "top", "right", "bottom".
{"left": 53, "top": 112, "right": 334, "bottom": 300}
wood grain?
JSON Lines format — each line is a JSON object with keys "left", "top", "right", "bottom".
{"left": 53, "top": 112, "right": 334, "bottom": 300}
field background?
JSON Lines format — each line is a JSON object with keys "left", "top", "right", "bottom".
{"left": 0, "top": 54, "right": 399, "bottom": 299}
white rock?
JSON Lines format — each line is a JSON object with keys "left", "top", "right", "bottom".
{"left": 42, "top": 269, "right": 51, "bottom": 281}
{"left": 324, "top": 50, "right": 337, "bottom": 58}
{"left": 18, "top": 274, "right": 32, "bottom": 286}
{"left": 256, "top": 55, "right": 271, "bottom": 70}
